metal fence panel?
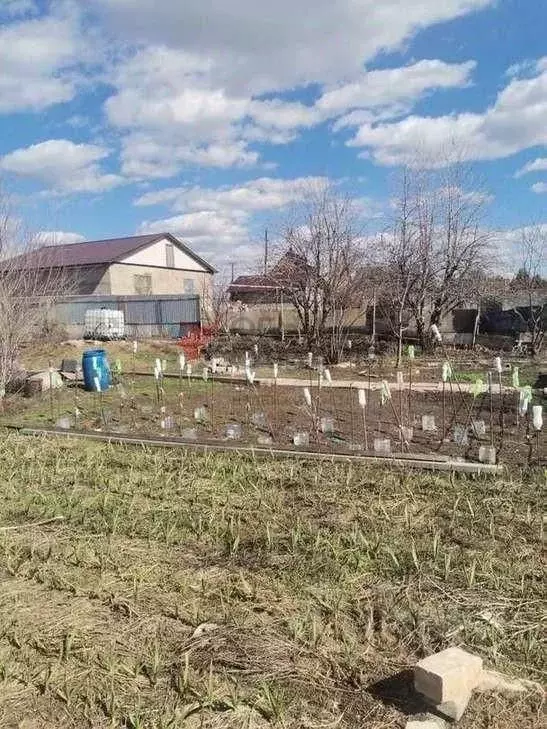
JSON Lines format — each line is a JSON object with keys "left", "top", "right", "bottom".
{"left": 50, "top": 295, "right": 201, "bottom": 338}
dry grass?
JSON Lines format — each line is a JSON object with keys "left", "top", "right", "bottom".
{"left": 0, "top": 434, "right": 545, "bottom": 728}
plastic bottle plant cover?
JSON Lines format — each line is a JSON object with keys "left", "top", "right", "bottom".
{"left": 442, "top": 361, "right": 452, "bottom": 382}
{"left": 430, "top": 324, "right": 442, "bottom": 343}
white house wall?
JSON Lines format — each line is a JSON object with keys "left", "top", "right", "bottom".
{"left": 120, "top": 236, "right": 206, "bottom": 272}
{"left": 107, "top": 263, "right": 212, "bottom": 300}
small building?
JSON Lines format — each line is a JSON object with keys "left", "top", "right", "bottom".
{"left": 228, "top": 249, "right": 306, "bottom": 304}
{"left": 9, "top": 233, "right": 215, "bottom": 298}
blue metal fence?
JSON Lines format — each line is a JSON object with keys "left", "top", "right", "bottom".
{"left": 51, "top": 294, "right": 201, "bottom": 338}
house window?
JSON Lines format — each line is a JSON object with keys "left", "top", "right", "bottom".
{"left": 165, "top": 243, "right": 174, "bottom": 268}
{"left": 134, "top": 274, "right": 152, "bottom": 295}
{"left": 183, "top": 278, "right": 195, "bottom": 294}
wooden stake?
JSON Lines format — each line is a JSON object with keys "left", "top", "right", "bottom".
{"left": 442, "top": 378, "right": 446, "bottom": 442}
{"left": 48, "top": 361, "right": 54, "bottom": 422}
{"left": 408, "top": 360, "right": 413, "bottom": 425}
{"left": 488, "top": 372, "right": 494, "bottom": 448}
{"left": 498, "top": 370, "right": 504, "bottom": 448}
{"left": 210, "top": 371, "right": 215, "bottom": 434}
{"left": 349, "top": 384, "right": 355, "bottom": 446}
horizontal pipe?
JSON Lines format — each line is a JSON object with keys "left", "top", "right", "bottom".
{"left": 130, "top": 370, "right": 518, "bottom": 394}
{"left": 16, "top": 426, "right": 503, "bottom": 474}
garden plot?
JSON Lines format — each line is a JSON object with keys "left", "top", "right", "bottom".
{"left": 3, "top": 365, "right": 544, "bottom": 466}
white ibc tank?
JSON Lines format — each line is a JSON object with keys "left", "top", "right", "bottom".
{"left": 84, "top": 309, "right": 125, "bottom": 340}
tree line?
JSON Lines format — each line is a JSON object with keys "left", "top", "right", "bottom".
{"left": 255, "top": 164, "right": 545, "bottom": 363}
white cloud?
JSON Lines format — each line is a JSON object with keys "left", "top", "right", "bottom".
{"left": 134, "top": 176, "right": 328, "bottom": 213}
{"left": 95, "top": 0, "right": 491, "bottom": 94}
{"left": 135, "top": 176, "right": 331, "bottom": 269}
{"left": 0, "top": 3, "right": 93, "bottom": 113}
{"left": 107, "top": 49, "right": 479, "bottom": 178}
{"left": 120, "top": 134, "right": 258, "bottom": 179}
{"left": 515, "top": 157, "right": 547, "bottom": 177}
{"left": 138, "top": 210, "right": 254, "bottom": 270}
{"left": 95, "top": 1, "right": 492, "bottom": 178}
{"left": 348, "top": 57, "right": 547, "bottom": 166}
{"left": 105, "top": 46, "right": 263, "bottom": 177}
{"left": 531, "top": 182, "right": 547, "bottom": 194}
{"left": 317, "top": 60, "right": 475, "bottom": 116}
{"left": 36, "top": 230, "right": 86, "bottom": 246}
{"left": 493, "top": 224, "right": 547, "bottom": 274}
{"left": 0, "top": 139, "right": 125, "bottom": 193}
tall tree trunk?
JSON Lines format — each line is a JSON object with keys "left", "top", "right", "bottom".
{"left": 415, "top": 316, "right": 428, "bottom": 351}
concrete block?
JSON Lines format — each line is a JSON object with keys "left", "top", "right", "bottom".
{"left": 60, "top": 358, "right": 79, "bottom": 373}
{"left": 406, "top": 716, "right": 447, "bottom": 729}
{"left": 415, "top": 647, "right": 482, "bottom": 708}
{"left": 27, "top": 370, "right": 63, "bottom": 391}
{"left": 434, "top": 691, "right": 472, "bottom": 721}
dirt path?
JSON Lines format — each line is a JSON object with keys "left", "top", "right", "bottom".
{"left": 259, "top": 376, "right": 508, "bottom": 393}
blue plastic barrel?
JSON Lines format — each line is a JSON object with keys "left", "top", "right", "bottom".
{"left": 82, "top": 349, "right": 111, "bottom": 392}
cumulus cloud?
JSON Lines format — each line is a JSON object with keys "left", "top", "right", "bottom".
{"left": 347, "top": 57, "right": 547, "bottom": 166}
{"left": 94, "top": 0, "right": 491, "bottom": 93}
{"left": 135, "top": 176, "right": 331, "bottom": 269}
{"left": 0, "top": 139, "right": 125, "bottom": 193}
{"left": 0, "top": 3, "right": 95, "bottom": 113}
{"left": 120, "top": 134, "right": 258, "bottom": 179}
{"left": 531, "top": 182, "right": 547, "bottom": 194}
{"left": 134, "top": 176, "right": 328, "bottom": 213}
{"left": 138, "top": 210, "right": 255, "bottom": 271}
{"left": 96, "top": 1, "right": 490, "bottom": 178}
{"left": 317, "top": 60, "right": 475, "bottom": 117}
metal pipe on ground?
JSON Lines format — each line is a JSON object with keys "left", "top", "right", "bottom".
{"left": 15, "top": 426, "right": 503, "bottom": 474}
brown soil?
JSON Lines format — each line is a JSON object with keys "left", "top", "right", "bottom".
{"left": 4, "top": 375, "right": 544, "bottom": 467}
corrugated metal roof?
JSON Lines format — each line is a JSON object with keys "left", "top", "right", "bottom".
{"left": 7, "top": 233, "right": 216, "bottom": 273}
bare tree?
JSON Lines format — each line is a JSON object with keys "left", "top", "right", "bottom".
{"left": 200, "top": 274, "right": 239, "bottom": 332}
{"left": 385, "top": 158, "right": 491, "bottom": 351}
{"left": 279, "top": 183, "right": 370, "bottom": 362}
{"left": 510, "top": 226, "right": 546, "bottom": 355}
{"left": 378, "top": 168, "right": 421, "bottom": 365}
{"left": 0, "top": 185, "right": 71, "bottom": 399}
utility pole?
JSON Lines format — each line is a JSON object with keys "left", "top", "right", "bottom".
{"left": 371, "top": 288, "right": 377, "bottom": 342}
{"left": 264, "top": 228, "right": 268, "bottom": 276}
{"left": 230, "top": 262, "right": 235, "bottom": 282}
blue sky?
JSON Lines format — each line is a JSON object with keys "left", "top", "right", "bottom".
{"left": 0, "top": 0, "right": 545, "bottom": 276}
